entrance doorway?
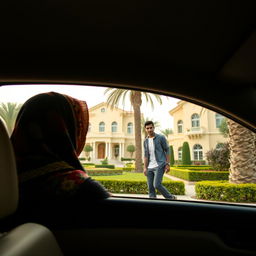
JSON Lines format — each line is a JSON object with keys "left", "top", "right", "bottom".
{"left": 98, "top": 143, "right": 105, "bottom": 159}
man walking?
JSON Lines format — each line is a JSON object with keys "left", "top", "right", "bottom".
{"left": 143, "top": 121, "right": 176, "bottom": 200}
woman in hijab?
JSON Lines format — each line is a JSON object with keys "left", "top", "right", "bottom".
{"left": 11, "top": 92, "right": 110, "bottom": 210}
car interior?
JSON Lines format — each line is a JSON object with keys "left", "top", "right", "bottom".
{"left": 0, "top": 1, "right": 256, "bottom": 255}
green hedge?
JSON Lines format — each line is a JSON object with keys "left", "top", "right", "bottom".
{"left": 196, "top": 181, "right": 256, "bottom": 202}
{"left": 170, "top": 168, "right": 229, "bottom": 181}
{"left": 86, "top": 169, "right": 123, "bottom": 176}
{"left": 94, "top": 164, "right": 115, "bottom": 169}
{"left": 121, "top": 157, "right": 135, "bottom": 161}
{"left": 173, "top": 166, "right": 214, "bottom": 171}
{"left": 95, "top": 180, "right": 185, "bottom": 195}
{"left": 174, "top": 165, "right": 212, "bottom": 168}
{"left": 122, "top": 167, "right": 134, "bottom": 171}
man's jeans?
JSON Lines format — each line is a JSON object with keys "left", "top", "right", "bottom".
{"left": 146, "top": 165, "right": 173, "bottom": 199}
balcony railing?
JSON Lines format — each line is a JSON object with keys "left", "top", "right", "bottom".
{"left": 185, "top": 127, "right": 204, "bottom": 139}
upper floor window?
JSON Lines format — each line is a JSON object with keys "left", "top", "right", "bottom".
{"left": 127, "top": 122, "right": 133, "bottom": 134}
{"left": 215, "top": 113, "right": 224, "bottom": 128}
{"left": 111, "top": 121, "right": 118, "bottom": 132}
{"left": 177, "top": 120, "right": 183, "bottom": 133}
{"left": 99, "top": 122, "right": 105, "bottom": 132}
{"left": 191, "top": 113, "right": 200, "bottom": 128}
{"left": 193, "top": 144, "right": 203, "bottom": 160}
{"left": 101, "top": 108, "right": 106, "bottom": 113}
{"left": 88, "top": 122, "right": 91, "bottom": 132}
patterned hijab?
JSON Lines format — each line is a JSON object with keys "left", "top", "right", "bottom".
{"left": 11, "top": 92, "right": 89, "bottom": 182}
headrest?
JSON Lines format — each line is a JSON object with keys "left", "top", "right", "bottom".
{"left": 0, "top": 119, "right": 18, "bottom": 219}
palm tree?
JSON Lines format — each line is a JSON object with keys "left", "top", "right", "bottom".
{"left": 0, "top": 102, "right": 22, "bottom": 136}
{"left": 141, "top": 116, "right": 160, "bottom": 138}
{"left": 160, "top": 128, "right": 173, "bottom": 138}
{"left": 227, "top": 119, "right": 256, "bottom": 184}
{"left": 200, "top": 107, "right": 256, "bottom": 184}
{"left": 104, "top": 88, "right": 163, "bottom": 172}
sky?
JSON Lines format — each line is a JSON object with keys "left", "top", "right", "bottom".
{"left": 0, "top": 84, "right": 180, "bottom": 131}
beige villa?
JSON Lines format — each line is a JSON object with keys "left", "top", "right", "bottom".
{"left": 84, "top": 102, "right": 139, "bottom": 162}
{"left": 168, "top": 100, "right": 227, "bottom": 163}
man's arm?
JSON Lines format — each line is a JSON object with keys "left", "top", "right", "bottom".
{"left": 143, "top": 157, "right": 148, "bottom": 176}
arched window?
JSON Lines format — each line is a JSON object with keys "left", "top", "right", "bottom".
{"left": 101, "top": 108, "right": 106, "bottom": 113}
{"left": 178, "top": 147, "right": 182, "bottom": 160}
{"left": 127, "top": 122, "right": 133, "bottom": 134}
{"left": 193, "top": 144, "right": 203, "bottom": 160}
{"left": 99, "top": 122, "right": 105, "bottom": 132}
{"left": 215, "top": 113, "right": 224, "bottom": 128}
{"left": 177, "top": 120, "right": 183, "bottom": 133}
{"left": 111, "top": 121, "right": 118, "bottom": 132}
{"left": 88, "top": 122, "right": 91, "bottom": 132}
{"left": 191, "top": 113, "right": 200, "bottom": 128}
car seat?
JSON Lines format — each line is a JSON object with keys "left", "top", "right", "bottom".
{"left": 0, "top": 119, "right": 63, "bottom": 256}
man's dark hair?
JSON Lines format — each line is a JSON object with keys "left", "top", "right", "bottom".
{"left": 144, "top": 121, "right": 154, "bottom": 127}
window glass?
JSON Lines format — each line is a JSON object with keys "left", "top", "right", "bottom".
{"left": 99, "top": 122, "right": 105, "bottom": 132}
{"left": 111, "top": 122, "right": 117, "bottom": 132}
{"left": 215, "top": 113, "right": 224, "bottom": 128}
{"left": 193, "top": 144, "right": 203, "bottom": 160}
{"left": 127, "top": 122, "right": 133, "bottom": 134}
{"left": 1, "top": 84, "right": 255, "bottom": 207}
{"left": 177, "top": 120, "right": 183, "bottom": 133}
{"left": 191, "top": 113, "right": 200, "bottom": 128}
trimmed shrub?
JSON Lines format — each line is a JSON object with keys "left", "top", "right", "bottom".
{"left": 100, "top": 157, "right": 109, "bottom": 165}
{"left": 182, "top": 142, "right": 191, "bottom": 165}
{"left": 191, "top": 160, "right": 206, "bottom": 165}
{"left": 122, "top": 167, "right": 134, "bottom": 171}
{"left": 95, "top": 179, "right": 185, "bottom": 195}
{"left": 94, "top": 164, "right": 115, "bottom": 169}
{"left": 127, "top": 144, "right": 136, "bottom": 158}
{"left": 121, "top": 157, "right": 135, "bottom": 161}
{"left": 170, "top": 168, "right": 229, "bottom": 181}
{"left": 169, "top": 145, "right": 175, "bottom": 166}
{"left": 196, "top": 181, "right": 256, "bottom": 202}
{"left": 87, "top": 169, "right": 123, "bottom": 176}
{"left": 174, "top": 165, "right": 213, "bottom": 170}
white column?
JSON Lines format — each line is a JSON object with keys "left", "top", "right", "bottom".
{"left": 109, "top": 143, "right": 112, "bottom": 160}
{"left": 119, "top": 143, "right": 122, "bottom": 161}
{"left": 90, "top": 143, "right": 92, "bottom": 159}
{"left": 122, "top": 143, "right": 124, "bottom": 159}
{"left": 93, "top": 142, "right": 96, "bottom": 160}
{"left": 106, "top": 142, "right": 109, "bottom": 159}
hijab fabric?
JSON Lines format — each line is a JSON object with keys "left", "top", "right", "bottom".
{"left": 11, "top": 92, "right": 89, "bottom": 183}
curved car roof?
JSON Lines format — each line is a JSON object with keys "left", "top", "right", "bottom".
{"left": 0, "top": 1, "right": 255, "bottom": 130}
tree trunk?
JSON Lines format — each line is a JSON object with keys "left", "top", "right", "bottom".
{"left": 132, "top": 91, "right": 143, "bottom": 172}
{"left": 228, "top": 119, "right": 256, "bottom": 183}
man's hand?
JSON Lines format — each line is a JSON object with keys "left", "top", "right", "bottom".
{"left": 143, "top": 168, "right": 147, "bottom": 176}
{"left": 165, "top": 164, "right": 170, "bottom": 173}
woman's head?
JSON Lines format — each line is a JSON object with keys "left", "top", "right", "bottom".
{"left": 11, "top": 92, "right": 89, "bottom": 174}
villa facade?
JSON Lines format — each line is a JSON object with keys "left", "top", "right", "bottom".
{"left": 168, "top": 100, "right": 227, "bottom": 162}
{"left": 84, "top": 102, "right": 139, "bottom": 162}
